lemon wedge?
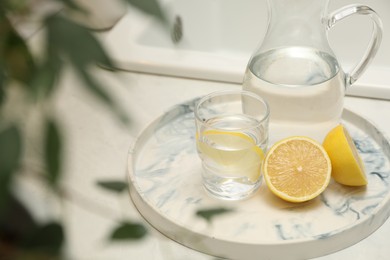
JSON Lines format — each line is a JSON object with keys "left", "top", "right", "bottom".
{"left": 323, "top": 124, "right": 367, "bottom": 186}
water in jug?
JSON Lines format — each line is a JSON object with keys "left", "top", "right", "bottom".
{"left": 243, "top": 0, "right": 382, "bottom": 142}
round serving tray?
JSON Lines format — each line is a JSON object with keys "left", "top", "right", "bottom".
{"left": 127, "top": 98, "right": 390, "bottom": 260}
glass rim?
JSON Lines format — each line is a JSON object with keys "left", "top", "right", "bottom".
{"left": 194, "top": 90, "right": 270, "bottom": 130}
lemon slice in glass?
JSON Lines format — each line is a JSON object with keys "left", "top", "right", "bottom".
{"left": 197, "top": 130, "right": 264, "bottom": 183}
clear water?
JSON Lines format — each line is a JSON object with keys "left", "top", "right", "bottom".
{"left": 243, "top": 47, "right": 345, "bottom": 142}
{"left": 196, "top": 114, "right": 267, "bottom": 200}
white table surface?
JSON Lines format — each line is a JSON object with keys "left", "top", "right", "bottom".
{"left": 19, "top": 32, "right": 390, "bottom": 260}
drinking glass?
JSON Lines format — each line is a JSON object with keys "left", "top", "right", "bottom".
{"left": 194, "top": 90, "right": 270, "bottom": 200}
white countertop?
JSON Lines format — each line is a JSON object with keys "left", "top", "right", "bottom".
{"left": 16, "top": 63, "right": 389, "bottom": 259}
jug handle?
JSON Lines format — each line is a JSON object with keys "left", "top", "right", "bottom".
{"left": 326, "top": 4, "right": 383, "bottom": 87}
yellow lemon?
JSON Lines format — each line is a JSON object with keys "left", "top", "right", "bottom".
{"left": 323, "top": 124, "right": 367, "bottom": 186}
{"left": 197, "top": 130, "right": 264, "bottom": 182}
{"left": 263, "top": 136, "right": 331, "bottom": 203}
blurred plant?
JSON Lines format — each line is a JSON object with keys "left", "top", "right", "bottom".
{"left": 0, "top": 0, "right": 233, "bottom": 258}
{"left": 0, "top": 0, "right": 166, "bottom": 258}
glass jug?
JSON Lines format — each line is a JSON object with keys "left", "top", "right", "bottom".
{"left": 242, "top": 0, "right": 382, "bottom": 142}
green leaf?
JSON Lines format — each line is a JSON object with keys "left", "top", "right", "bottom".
{"left": 0, "top": 15, "right": 36, "bottom": 85}
{"left": 44, "top": 14, "right": 130, "bottom": 125}
{"left": 77, "top": 66, "right": 113, "bottom": 104}
{"left": 44, "top": 117, "right": 62, "bottom": 187}
{"left": 1, "top": 0, "right": 29, "bottom": 13}
{"left": 22, "top": 222, "right": 64, "bottom": 254}
{"left": 45, "top": 14, "right": 113, "bottom": 68}
{"left": 96, "top": 180, "right": 128, "bottom": 193}
{"left": 124, "top": 0, "right": 167, "bottom": 23}
{"left": 30, "top": 55, "right": 62, "bottom": 101}
{"left": 195, "top": 207, "right": 233, "bottom": 223}
{"left": 0, "top": 83, "right": 4, "bottom": 106}
{"left": 0, "top": 60, "right": 5, "bottom": 106}
{"left": 0, "top": 124, "right": 22, "bottom": 187}
{"left": 45, "top": 14, "right": 131, "bottom": 125}
{"left": 110, "top": 222, "right": 147, "bottom": 240}
{"left": 77, "top": 67, "right": 130, "bottom": 125}
{"left": 54, "top": 0, "right": 85, "bottom": 11}
{"left": 0, "top": 193, "right": 38, "bottom": 242}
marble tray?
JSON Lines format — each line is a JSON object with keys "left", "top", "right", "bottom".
{"left": 127, "top": 98, "right": 390, "bottom": 260}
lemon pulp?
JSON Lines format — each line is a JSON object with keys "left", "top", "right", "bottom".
{"left": 263, "top": 136, "right": 332, "bottom": 203}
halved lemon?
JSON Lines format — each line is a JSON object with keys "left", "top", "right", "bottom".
{"left": 197, "top": 130, "right": 264, "bottom": 182}
{"left": 263, "top": 136, "right": 331, "bottom": 203}
{"left": 323, "top": 124, "right": 367, "bottom": 186}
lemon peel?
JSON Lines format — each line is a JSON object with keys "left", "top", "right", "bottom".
{"left": 323, "top": 124, "right": 367, "bottom": 186}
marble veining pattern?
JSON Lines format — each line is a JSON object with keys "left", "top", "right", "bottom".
{"left": 128, "top": 98, "right": 390, "bottom": 258}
